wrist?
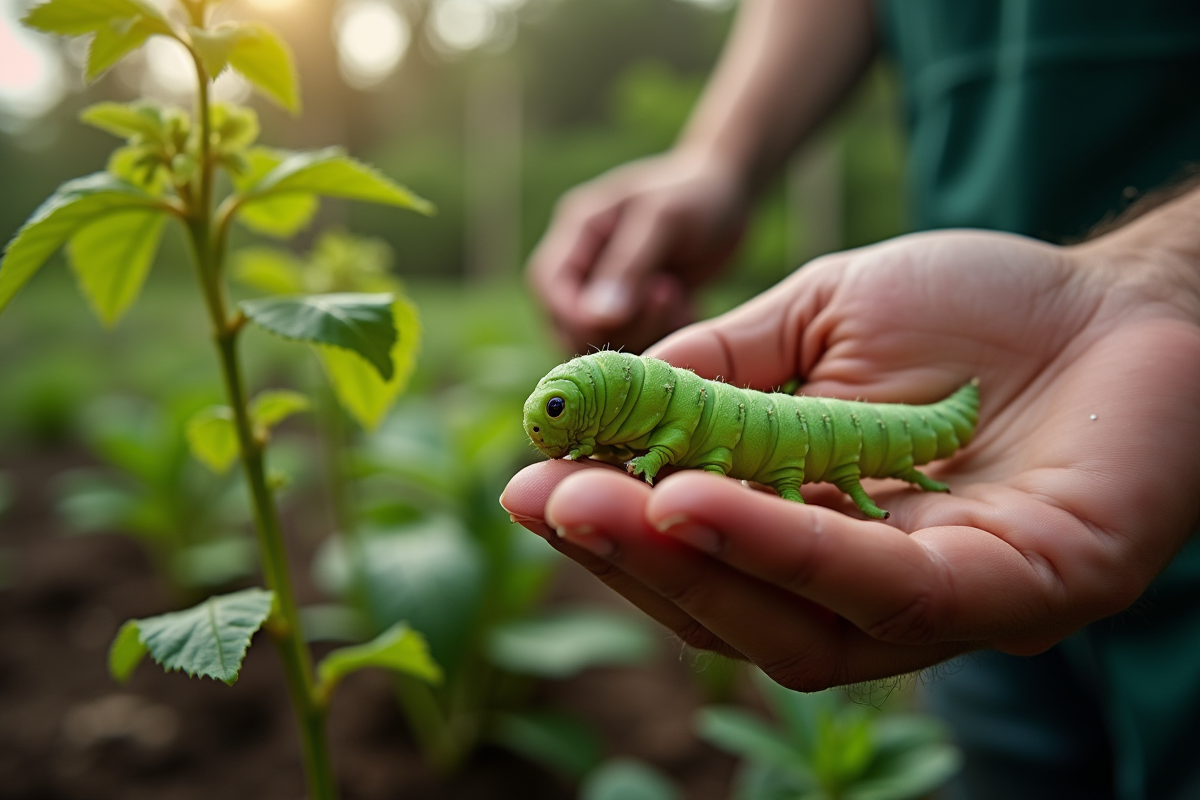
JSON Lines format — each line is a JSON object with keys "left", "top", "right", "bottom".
{"left": 1072, "top": 182, "right": 1200, "bottom": 318}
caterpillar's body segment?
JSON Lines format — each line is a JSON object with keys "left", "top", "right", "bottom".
{"left": 523, "top": 352, "right": 980, "bottom": 519}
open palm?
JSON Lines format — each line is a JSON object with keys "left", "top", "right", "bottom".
{"left": 504, "top": 228, "right": 1200, "bottom": 689}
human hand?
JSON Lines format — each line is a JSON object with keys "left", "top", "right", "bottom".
{"left": 503, "top": 227, "right": 1200, "bottom": 689}
{"left": 526, "top": 151, "right": 750, "bottom": 355}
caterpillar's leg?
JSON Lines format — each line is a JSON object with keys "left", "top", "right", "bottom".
{"left": 773, "top": 480, "right": 806, "bottom": 503}
{"left": 895, "top": 467, "right": 949, "bottom": 493}
{"left": 628, "top": 446, "right": 676, "bottom": 485}
{"left": 766, "top": 467, "right": 806, "bottom": 503}
{"left": 832, "top": 472, "right": 889, "bottom": 520}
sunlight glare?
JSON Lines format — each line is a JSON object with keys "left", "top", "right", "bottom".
{"left": 246, "top": 0, "right": 300, "bottom": 11}
{"left": 0, "top": 7, "right": 66, "bottom": 123}
{"left": 431, "top": 0, "right": 495, "bottom": 53}
{"left": 335, "top": 0, "right": 410, "bottom": 89}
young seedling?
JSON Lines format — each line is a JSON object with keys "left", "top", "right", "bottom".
{"left": 2, "top": 1, "right": 441, "bottom": 796}
{"left": 696, "top": 670, "right": 962, "bottom": 800}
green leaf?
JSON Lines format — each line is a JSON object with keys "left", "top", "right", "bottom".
{"left": 186, "top": 406, "right": 239, "bottom": 473}
{"left": 188, "top": 23, "right": 238, "bottom": 78}
{"left": 848, "top": 745, "right": 962, "bottom": 800}
{"left": 22, "top": 0, "right": 171, "bottom": 37}
{"left": 348, "top": 518, "right": 486, "bottom": 672}
{"left": 0, "top": 174, "right": 166, "bottom": 316}
{"left": 211, "top": 103, "right": 260, "bottom": 152}
{"left": 230, "top": 148, "right": 318, "bottom": 237}
{"left": 188, "top": 22, "right": 298, "bottom": 112}
{"left": 170, "top": 539, "right": 258, "bottom": 588}
{"left": 250, "top": 389, "right": 310, "bottom": 431}
{"left": 487, "top": 608, "right": 656, "bottom": 679}
{"left": 491, "top": 711, "right": 603, "bottom": 780}
{"left": 87, "top": 16, "right": 154, "bottom": 81}
{"left": 318, "top": 296, "right": 419, "bottom": 429}
{"left": 232, "top": 246, "right": 306, "bottom": 294}
{"left": 116, "top": 588, "right": 275, "bottom": 684}
{"left": 695, "top": 706, "right": 812, "bottom": 776}
{"left": 227, "top": 23, "right": 300, "bottom": 113}
{"left": 241, "top": 147, "right": 434, "bottom": 215}
{"left": 317, "top": 622, "right": 442, "bottom": 697}
{"left": 299, "top": 604, "right": 371, "bottom": 643}
{"left": 109, "top": 619, "right": 148, "bottom": 683}
{"left": 241, "top": 293, "right": 398, "bottom": 380}
{"left": 80, "top": 101, "right": 165, "bottom": 142}
{"left": 580, "top": 759, "right": 680, "bottom": 800}
{"left": 66, "top": 208, "right": 168, "bottom": 327}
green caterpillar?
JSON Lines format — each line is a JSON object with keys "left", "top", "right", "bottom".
{"left": 522, "top": 352, "right": 979, "bottom": 519}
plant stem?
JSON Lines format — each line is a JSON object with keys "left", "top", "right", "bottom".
{"left": 183, "top": 38, "right": 337, "bottom": 800}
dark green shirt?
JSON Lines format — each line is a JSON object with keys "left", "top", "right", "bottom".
{"left": 876, "top": 4, "right": 1200, "bottom": 798}
{"left": 878, "top": 0, "right": 1200, "bottom": 241}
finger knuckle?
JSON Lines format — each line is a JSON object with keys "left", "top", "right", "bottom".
{"left": 865, "top": 591, "right": 944, "bottom": 645}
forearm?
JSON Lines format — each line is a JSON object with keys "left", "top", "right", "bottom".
{"left": 676, "top": 0, "right": 878, "bottom": 196}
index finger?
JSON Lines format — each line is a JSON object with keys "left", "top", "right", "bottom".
{"left": 645, "top": 256, "right": 843, "bottom": 389}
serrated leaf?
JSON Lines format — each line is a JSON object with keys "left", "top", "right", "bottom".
{"left": 227, "top": 23, "right": 300, "bottom": 113}
{"left": 487, "top": 608, "right": 656, "bottom": 679}
{"left": 0, "top": 174, "right": 166, "bottom": 316}
{"left": 580, "top": 759, "right": 680, "bottom": 800}
{"left": 317, "top": 622, "right": 441, "bottom": 696}
{"left": 232, "top": 246, "right": 306, "bottom": 294}
{"left": 186, "top": 406, "right": 239, "bottom": 473}
{"left": 87, "top": 17, "right": 154, "bottom": 81}
{"left": 80, "top": 101, "right": 165, "bottom": 141}
{"left": 188, "top": 22, "right": 238, "bottom": 77}
{"left": 66, "top": 208, "right": 168, "bottom": 327}
{"left": 242, "top": 148, "right": 434, "bottom": 215}
{"left": 241, "top": 293, "right": 398, "bottom": 380}
{"left": 22, "top": 0, "right": 170, "bottom": 37}
{"left": 318, "top": 296, "right": 419, "bottom": 429}
{"left": 188, "top": 21, "right": 298, "bottom": 111}
{"left": 130, "top": 588, "right": 274, "bottom": 684}
{"left": 109, "top": 619, "right": 148, "bottom": 683}
{"left": 230, "top": 148, "right": 318, "bottom": 237}
{"left": 250, "top": 389, "right": 310, "bottom": 430}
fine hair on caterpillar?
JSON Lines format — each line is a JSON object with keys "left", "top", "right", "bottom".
{"left": 523, "top": 352, "right": 979, "bottom": 519}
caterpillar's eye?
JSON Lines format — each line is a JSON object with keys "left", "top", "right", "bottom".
{"left": 546, "top": 397, "right": 565, "bottom": 418}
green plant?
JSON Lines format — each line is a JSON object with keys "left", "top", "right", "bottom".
{"left": 311, "top": 364, "right": 661, "bottom": 774}
{"left": 52, "top": 391, "right": 315, "bottom": 593}
{"left": 2, "top": 2, "right": 441, "bottom": 797}
{"left": 697, "top": 670, "right": 961, "bottom": 800}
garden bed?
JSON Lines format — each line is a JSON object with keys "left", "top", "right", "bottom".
{"left": 0, "top": 447, "right": 734, "bottom": 800}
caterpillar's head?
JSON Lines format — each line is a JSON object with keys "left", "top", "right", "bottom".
{"left": 523, "top": 372, "right": 589, "bottom": 459}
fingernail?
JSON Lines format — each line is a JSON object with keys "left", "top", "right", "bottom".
{"left": 556, "top": 525, "right": 616, "bottom": 558}
{"left": 499, "top": 491, "right": 511, "bottom": 512}
{"left": 655, "top": 513, "right": 723, "bottom": 554}
{"left": 583, "top": 280, "right": 630, "bottom": 321}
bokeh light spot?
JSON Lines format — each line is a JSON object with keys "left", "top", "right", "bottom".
{"left": 335, "top": 0, "right": 410, "bottom": 89}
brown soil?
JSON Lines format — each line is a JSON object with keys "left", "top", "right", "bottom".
{"left": 0, "top": 448, "right": 735, "bottom": 800}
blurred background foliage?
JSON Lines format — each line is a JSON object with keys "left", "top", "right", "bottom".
{"left": 0, "top": 0, "right": 907, "bottom": 451}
